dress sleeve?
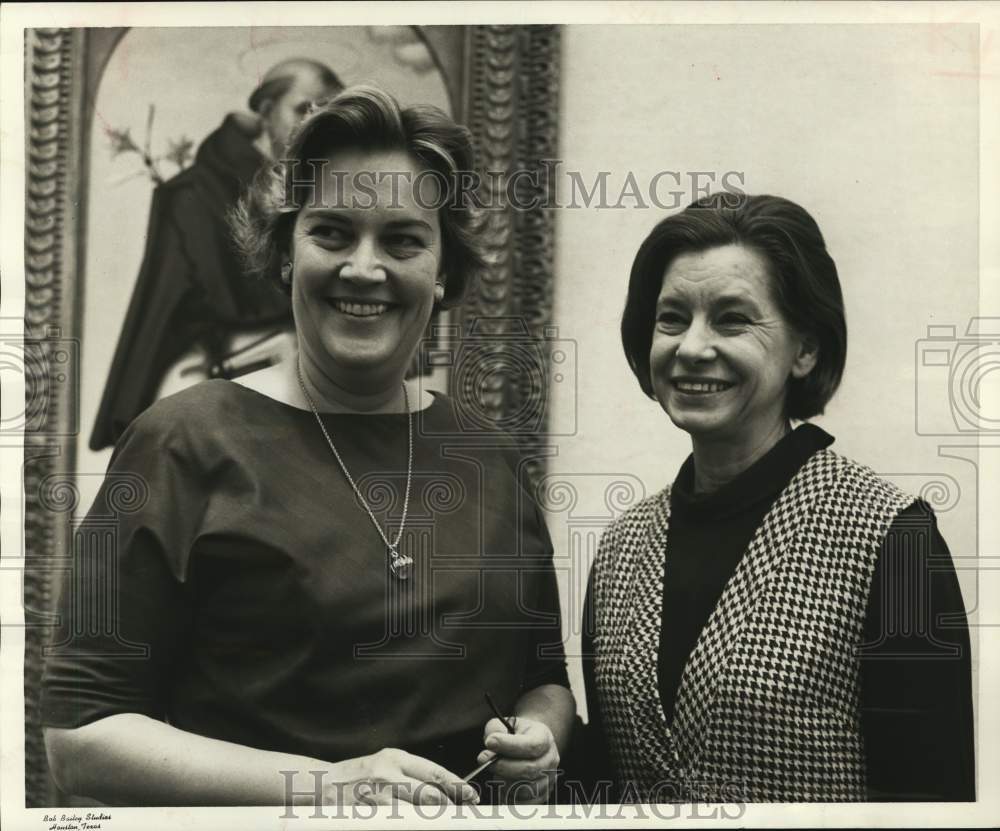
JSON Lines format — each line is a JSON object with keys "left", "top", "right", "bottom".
{"left": 41, "top": 410, "right": 202, "bottom": 728}
{"left": 858, "top": 500, "right": 975, "bottom": 801}
{"left": 520, "top": 500, "right": 571, "bottom": 691}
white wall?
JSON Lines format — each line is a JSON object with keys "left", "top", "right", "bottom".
{"left": 547, "top": 24, "right": 981, "bottom": 713}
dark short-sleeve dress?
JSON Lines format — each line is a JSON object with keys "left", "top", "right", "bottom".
{"left": 43, "top": 380, "right": 568, "bottom": 776}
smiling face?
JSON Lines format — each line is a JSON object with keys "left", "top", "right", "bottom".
{"left": 649, "top": 244, "right": 817, "bottom": 453}
{"left": 289, "top": 147, "right": 443, "bottom": 395}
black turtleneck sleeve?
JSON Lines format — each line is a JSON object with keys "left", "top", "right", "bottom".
{"left": 859, "top": 502, "right": 975, "bottom": 801}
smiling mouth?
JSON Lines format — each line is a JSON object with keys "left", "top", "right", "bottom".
{"left": 329, "top": 299, "right": 392, "bottom": 318}
{"left": 672, "top": 379, "right": 735, "bottom": 394}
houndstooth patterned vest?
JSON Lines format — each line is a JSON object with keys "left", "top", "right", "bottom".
{"left": 590, "top": 448, "right": 916, "bottom": 803}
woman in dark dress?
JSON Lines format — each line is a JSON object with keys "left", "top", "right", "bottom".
{"left": 579, "top": 193, "right": 974, "bottom": 803}
{"left": 42, "top": 86, "right": 574, "bottom": 807}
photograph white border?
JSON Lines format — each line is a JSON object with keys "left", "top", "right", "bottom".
{"left": 2, "top": 2, "right": 997, "bottom": 829}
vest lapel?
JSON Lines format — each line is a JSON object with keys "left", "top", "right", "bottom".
{"left": 618, "top": 487, "right": 679, "bottom": 779}
{"left": 671, "top": 450, "right": 837, "bottom": 765}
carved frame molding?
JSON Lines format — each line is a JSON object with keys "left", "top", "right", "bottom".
{"left": 23, "top": 27, "right": 85, "bottom": 809}
{"left": 21, "top": 24, "right": 560, "bottom": 806}
{"left": 458, "top": 25, "right": 561, "bottom": 487}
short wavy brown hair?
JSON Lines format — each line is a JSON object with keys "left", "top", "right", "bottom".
{"left": 621, "top": 192, "right": 847, "bottom": 421}
{"left": 230, "top": 84, "right": 488, "bottom": 309}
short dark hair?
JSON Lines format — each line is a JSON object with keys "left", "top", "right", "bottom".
{"left": 230, "top": 84, "right": 488, "bottom": 309}
{"left": 620, "top": 192, "right": 847, "bottom": 420}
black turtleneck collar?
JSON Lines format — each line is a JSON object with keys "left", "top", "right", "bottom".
{"left": 671, "top": 423, "right": 835, "bottom": 521}
{"left": 656, "top": 422, "right": 835, "bottom": 722}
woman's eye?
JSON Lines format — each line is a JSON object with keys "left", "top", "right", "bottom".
{"left": 656, "top": 312, "right": 688, "bottom": 332}
{"left": 717, "top": 313, "right": 751, "bottom": 329}
{"left": 384, "top": 234, "right": 425, "bottom": 256}
{"left": 310, "top": 225, "right": 350, "bottom": 246}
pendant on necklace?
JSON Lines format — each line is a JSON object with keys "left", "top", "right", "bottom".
{"left": 389, "top": 551, "right": 414, "bottom": 581}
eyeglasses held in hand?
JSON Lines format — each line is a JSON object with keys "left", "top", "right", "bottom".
{"left": 461, "top": 692, "right": 518, "bottom": 782}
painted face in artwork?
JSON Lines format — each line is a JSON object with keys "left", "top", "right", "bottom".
{"left": 261, "top": 68, "right": 339, "bottom": 157}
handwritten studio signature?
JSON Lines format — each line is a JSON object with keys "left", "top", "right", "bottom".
{"left": 42, "top": 812, "right": 111, "bottom": 831}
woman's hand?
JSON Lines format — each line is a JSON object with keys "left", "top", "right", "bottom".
{"left": 476, "top": 717, "right": 560, "bottom": 804}
{"left": 329, "top": 748, "right": 479, "bottom": 807}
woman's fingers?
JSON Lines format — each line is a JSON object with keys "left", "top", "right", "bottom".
{"left": 479, "top": 769, "right": 553, "bottom": 805}
{"left": 492, "top": 755, "right": 557, "bottom": 782}
{"left": 485, "top": 725, "right": 552, "bottom": 760}
{"left": 392, "top": 750, "right": 478, "bottom": 804}
{"left": 475, "top": 749, "right": 498, "bottom": 766}
{"left": 477, "top": 718, "right": 559, "bottom": 803}
{"left": 362, "top": 776, "right": 452, "bottom": 806}
{"left": 481, "top": 717, "right": 512, "bottom": 744}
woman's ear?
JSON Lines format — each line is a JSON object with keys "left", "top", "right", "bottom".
{"left": 790, "top": 333, "right": 819, "bottom": 379}
{"left": 433, "top": 278, "right": 446, "bottom": 303}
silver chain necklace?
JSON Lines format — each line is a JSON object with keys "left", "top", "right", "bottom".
{"left": 295, "top": 362, "right": 414, "bottom": 580}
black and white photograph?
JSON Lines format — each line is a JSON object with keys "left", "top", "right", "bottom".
{"left": 1, "top": 2, "right": 998, "bottom": 829}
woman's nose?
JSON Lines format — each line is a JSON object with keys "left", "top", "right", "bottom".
{"left": 339, "top": 238, "right": 387, "bottom": 284}
{"left": 675, "top": 320, "right": 716, "bottom": 363}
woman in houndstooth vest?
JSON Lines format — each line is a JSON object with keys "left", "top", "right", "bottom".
{"left": 577, "top": 193, "right": 974, "bottom": 803}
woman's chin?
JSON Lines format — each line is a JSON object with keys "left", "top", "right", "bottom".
{"left": 316, "top": 343, "right": 398, "bottom": 375}
{"left": 666, "top": 409, "right": 732, "bottom": 440}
